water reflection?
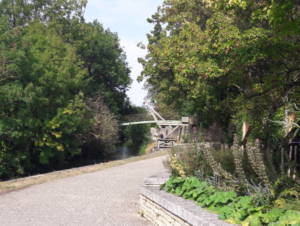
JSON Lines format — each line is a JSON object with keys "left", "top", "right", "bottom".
{"left": 114, "top": 146, "right": 131, "bottom": 160}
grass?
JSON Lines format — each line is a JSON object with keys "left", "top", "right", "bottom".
{"left": 0, "top": 149, "right": 169, "bottom": 194}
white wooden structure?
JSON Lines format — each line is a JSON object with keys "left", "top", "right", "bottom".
{"left": 121, "top": 103, "right": 189, "bottom": 149}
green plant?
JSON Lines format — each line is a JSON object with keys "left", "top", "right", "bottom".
{"left": 232, "top": 135, "right": 247, "bottom": 183}
{"left": 162, "top": 176, "right": 300, "bottom": 225}
{"left": 168, "top": 144, "right": 212, "bottom": 177}
{"left": 199, "top": 144, "right": 234, "bottom": 180}
{"left": 246, "top": 140, "right": 271, "bottom": 188}
{"left": 169, "top": 143, "right": 276, "bottom": 194}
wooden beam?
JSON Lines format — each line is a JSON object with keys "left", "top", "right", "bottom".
{"left": 121, "top": 121, "right": 157, "bottom": 126}
{"left": 121, "top": 120, "right": 184, "bottom": 126}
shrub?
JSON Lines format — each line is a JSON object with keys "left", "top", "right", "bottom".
{"left": 162, "top": 176, "right": 300, "bottom": 225}
{"left": 167, "top": 141, "right": 280, "bottom": 195}
{"left": 81, "top": 94, "right": 119, "bottom": 158}
{"left": 168, "top": 144, "right": 211, "bottom": 177}
{"left": 167, "top": 144, "right": 239, "bottom": 191}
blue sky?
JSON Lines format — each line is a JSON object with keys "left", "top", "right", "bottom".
{"left": 84, "top": 0, "right": 163, "bottom": 106}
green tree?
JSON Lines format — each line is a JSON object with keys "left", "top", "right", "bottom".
{"left": 0, "top": 0, "right": 87, "bottom": 27}
{"left": 0, "top": 22, "right": 88, "bottom": 178}
{"left": 66, "top": 21, "right": 132, "bottom": 115}
{"left": 140, "top": 0, "right": 300, "bottom": 141}
{"left": 0, "top": 0, "right": 146, "bottom": 180}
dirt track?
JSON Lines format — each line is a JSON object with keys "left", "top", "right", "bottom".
{"left": 0, "top": 155, "right": 168, "bottom": 226}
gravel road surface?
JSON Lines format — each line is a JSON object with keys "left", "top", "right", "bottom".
{"left": 0, "top": 155, "right": 168, "bottom": 226}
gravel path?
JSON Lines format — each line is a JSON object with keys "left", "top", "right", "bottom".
{"left": 0, "top": 155, "right": 168, "bottom": 226}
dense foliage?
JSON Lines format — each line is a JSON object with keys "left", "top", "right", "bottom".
{"left": 0, "top": 0, "right": 135, "bottom": 179}
{"left": 140, "top": 0, "right": 300, "bottom": 142}
{"left": 162, "top": 176, "right": 300, "bottom": 225}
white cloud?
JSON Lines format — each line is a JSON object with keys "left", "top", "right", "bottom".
{"left": 85, "top": 0, "right": 163, "bottom": 106}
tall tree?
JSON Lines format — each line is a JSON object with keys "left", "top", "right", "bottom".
{"left": 140, "top": 0, "right": 300, "bottom": 141}
{"left": 0, "top": 0, "right": 87, "bottom": 27}
{"left": 66, "top": 21, "right": 132, "bottom": 115}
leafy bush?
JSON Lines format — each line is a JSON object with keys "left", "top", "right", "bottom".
{"left": 167, "top": 141, "right": 292, "bottom": 194}
{"left": 167, "top": 144, "right": 248, "bottom": 192}
{"left": 168, "top": 144, "right": 214, "bottom": 178}
{"left": 0, "top": 1, "right": 132, "bottom": 179}
{"left": 0, "top": 22, "right": 89, "bottom": 178}
{"left": 162, "top": 176, "right": 300, "bottom": 225}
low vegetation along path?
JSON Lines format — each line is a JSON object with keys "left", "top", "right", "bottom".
{"left": 0, "top": 155, "right": 168, "bottom": 226}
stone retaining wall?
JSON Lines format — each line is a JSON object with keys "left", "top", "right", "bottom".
{"left": 140, "top": 193, "right": 190, "bottom": 226}
{"left": 140, "top": 173, "right": 234, "bottom": 226}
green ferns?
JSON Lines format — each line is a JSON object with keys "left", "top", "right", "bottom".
{"left": 162, "top": 177, "right": 300, "bottom": 226}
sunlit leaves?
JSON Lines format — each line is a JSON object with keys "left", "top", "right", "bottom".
{"left": 141, "top": 0, "right": 300, "bottom": 137}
